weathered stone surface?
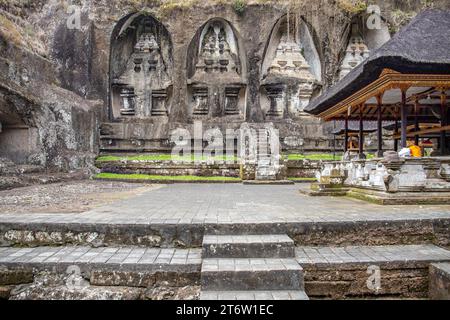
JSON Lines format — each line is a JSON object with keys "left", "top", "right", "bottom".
{"left": 202, "top": 234, "right": 295, "bottom": 259}
{"left": 144, "top": 285, "right": 200, "bottom": 300}
{"left": 429, "top": 263, "right": 450, "bottom": 300}
{"left": 200, "top": 290, "right": 308, "bottom": 301}
{"left": 10, "top": 284, "right": 144, "bottom": 301}
{"left": 90, "top": 270, "right": 200, "bottom": 288}
{"left": 296, "top": 245, "right": 450, "bottom": 299}
{"left": 0, "top": 267, "right": 33, "bottom": 285}
{"left": 0, "top": 286, "right": 12, "bottom": 299}
{"left": 201, "top": 258, "right": 304, "bottom": 291}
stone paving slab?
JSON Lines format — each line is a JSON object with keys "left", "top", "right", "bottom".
{"left": 202, "top": 235, "right": 295, "bottom": 258}
{"left": 200, "top": 290, "right": 309, "bottom": 300}
{"left": 0, "top": 246, "right": 202, "bottom": 272}
{"left": 201, "top": 258, "right": 304, "bottom": 291}
{"left": 296, "top": 244, "right": 450, "bottom": 266}
{"left": 429, "top": 263, "right": 450, "bottom": 300}
{"left": 202, "top": 258, "right": 302, "bottom": 272}
{"left": 1, "top": 184, "right": 450, "bottom": 225}
{"left": 203, "top": 235, "right": 293, "bottom": 244}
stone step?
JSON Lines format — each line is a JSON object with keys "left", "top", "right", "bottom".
{"left": 0, "top": 246, "right": 202, "bottom": 285}
{"left": 201, "top": 258, "right": 304, "bottom": 291}
{"left": 296, "top": 244, "right": 450, "bottom": 299}
{"left": 200, "top": 290, "right": 309, "bottom": 300}
{"left": 429, "top": 263, "right": 450, "bottom": 300}
{"left": 202, "top": 235, "right": 295, "bottom": 258}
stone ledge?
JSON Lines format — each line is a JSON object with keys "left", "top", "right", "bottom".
{"left": 0, "top": 217, "right": 449, "bottom": 248}
{"left": 296, "top": 245, "right": 450, "bottom": 299}
{"left": 347, "top": 188, "right": 450, "bottom": 205}
{"left": 200, "top": 290, "right": 309, "bottom": 300}
{"left": 429, "top": 263, "right": 450, "bottom": 300}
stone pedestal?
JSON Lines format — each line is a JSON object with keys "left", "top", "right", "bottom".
{"left": 224, "top": 86, "right": 241, "bottom": 116}
{"left": 119, "top": 87, "right": 136, "bottom": 116}
{"left": 192, "top": 87, "right": 209, "bottom": 116}
{"left": 265, "top": 85, "right": 284, "bottom": 118}
{"left": 151, "top": 89, "right": 168, "bottom": 116}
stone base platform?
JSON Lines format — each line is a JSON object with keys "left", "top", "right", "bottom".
{"left": 297, "top": 244, "right": 450, "bottom": 299}
{"left": 1, "top": 244, "right": 449, "bottom": 300}
{"left": 429, "top": 263, "right": 450, "bottom": 300}
{"left": 243, "top": 180, "right": 295, "bottom": 185}
{"left": 1, "top": 216, "right": 448, "bottom": 249}
{"left": 347, "top": 188, "right": 450, "bottom": 205}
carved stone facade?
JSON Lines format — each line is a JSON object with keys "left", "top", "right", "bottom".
{"left": 111, "top": 16, "right": 173, "bottom": 120}
{"left": 339, "top": 23, "right": 370, "bottom": 80}
{"left": 187, "top": 19, "right": 246, "bottom": 120}
{"left": 261, "top": 15, "right": 319, "bottom": 120}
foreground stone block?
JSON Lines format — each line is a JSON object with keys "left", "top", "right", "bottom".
{"left": 297, "top": 245, "right": 450, "bottom": 299}
{"left": 0, "top": 268, "right": 33, "bottom": 286}
{"left": 200, "top": 290, "right": 308, "bottom": 300}
{"left": 201, "top": 258, "right": 304, "bottom": 291}
{"left": 202, "top": 235, "right": 295, "bottom": 259}
{"left": 429, "top": 263, "right": 450, "bottom": 300}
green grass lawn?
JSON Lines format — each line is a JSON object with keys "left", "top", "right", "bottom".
{"left": 97, "top": 153, "right": 374, "bottom": 163}
{"left": 287, "top": 177, "right": 317, "bottom": 182}
{"left": 95, "top": 173, "right": 242, "bottom": 182}
{"left": 96, "top": 154, "right": 238, "bottom": 162}
{"left": 285, "top": 154, "right": 342, "bottom": 161}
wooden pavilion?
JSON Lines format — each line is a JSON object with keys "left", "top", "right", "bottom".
{"left": 305, "top": 10, "right": 450, "bottom": 158}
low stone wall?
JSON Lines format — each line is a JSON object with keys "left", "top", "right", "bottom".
{"left": 0, "top": 268, "right": 200, "bottom": 300}
{"left": 317, "top": 157, "right": 450, "bottom": 193}
{"left": 96, "top": 159, "right": 320, "bottom": 180}
{"left": 429, "top": 263, "right": 450, "bottom": 300}
{"left": 286, "top": 160, "right": 321, "bottom": 179}
{"left": 96, "top": 160, "right": 241, "bottom": 178}
{"left": 1, "top": 219, "right": 448, "bottom": 249}
{"left": 303, "top": 262, "right": 431, "bottom": 299}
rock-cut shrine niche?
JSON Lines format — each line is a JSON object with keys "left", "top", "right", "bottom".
{"left": 339, "top": 15, "right": 391, "bottom": 80}
{"left": 261, "top": 14, "right": 322, "bottom": 119}
{"left": 110, "top": 14, "right": 173, "bottom": 120}
{"left": 186, "top": 18, "right": 247, "bottom": 120}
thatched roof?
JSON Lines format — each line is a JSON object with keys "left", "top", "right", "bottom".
{"left": 305, "top": 9, "right": 450, "bottom": 116}
{"left": 332, "top": 121, "right": 394, "bottom": 135}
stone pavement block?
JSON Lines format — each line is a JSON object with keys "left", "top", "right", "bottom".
{"left": 200, "top": 290, "right": 309, "bottom": 301}
{"left": 296, "top": 245, "right": 450, "bottom": 267}
{"left": 429, "top": 263, "right": 450, "bottom": 300}
{"left": 201, "top": 258, "right": 304, "bottom": 291}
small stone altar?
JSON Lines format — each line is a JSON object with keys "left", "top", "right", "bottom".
{"left": 307, "top": 157, "right": 450, "bottom": 204}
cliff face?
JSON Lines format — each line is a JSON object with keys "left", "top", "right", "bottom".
{"left": 0, "top": 0, "right": 448, "bottom": 169}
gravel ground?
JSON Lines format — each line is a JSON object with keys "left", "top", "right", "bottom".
{"left": 0, "top": 180, "right": 161, "bottom": 214}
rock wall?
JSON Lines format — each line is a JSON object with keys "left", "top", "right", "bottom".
{"left": 1, "top": 0, "right": 449, "bottom": 169}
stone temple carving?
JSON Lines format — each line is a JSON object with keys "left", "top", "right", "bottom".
{"left": 188, "top": 19, "right": 245, "bottom": 119}
{"left": 113, "top": 31, "right": 171, "bottom": 118}
{"left": 195, "top": 26, "right": 238, "bottom": 75}
{"left": 267, "top": 34, "right": 316, "bottom": 82}
{"left": 262, "top": 27, "right": 318, "bottom": 118}
{"left": 339, "top": 24, "right": 370, "bottom": 80}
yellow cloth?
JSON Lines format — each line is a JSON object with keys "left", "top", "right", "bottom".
{"left": 409, "top": 145, "right": 422, "bottom": 158}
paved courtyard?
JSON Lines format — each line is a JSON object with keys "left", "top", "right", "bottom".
{"left": 1, "top": 183, "right": 450, "bottom": 225}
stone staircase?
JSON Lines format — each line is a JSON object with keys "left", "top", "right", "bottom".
{"left": 200, "top": 234, "right": 309, "bottom": 300}
{"left": 256, "top": 130, "right": 277, "bottom": 181}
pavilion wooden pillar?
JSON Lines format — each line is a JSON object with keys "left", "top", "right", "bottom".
{"left": 441, "top": 90, "right": 448, "bottom": 155}
{"left": 359, "top": 105, "right": 364, "bottom": 157}
{"left": 414, "top": 99, "right": 420, "bottom": 146}
{"left": 394, "top": 107, "right": 399, "bottom": 152}
{"left": 401, "top": 89, "right": 408, "bottom": 149}
{"left": 376, "top": 95, "right": 383, "bottom": 157}
{"left": 344, "top": 114, "right": 349, "bottom": 153}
